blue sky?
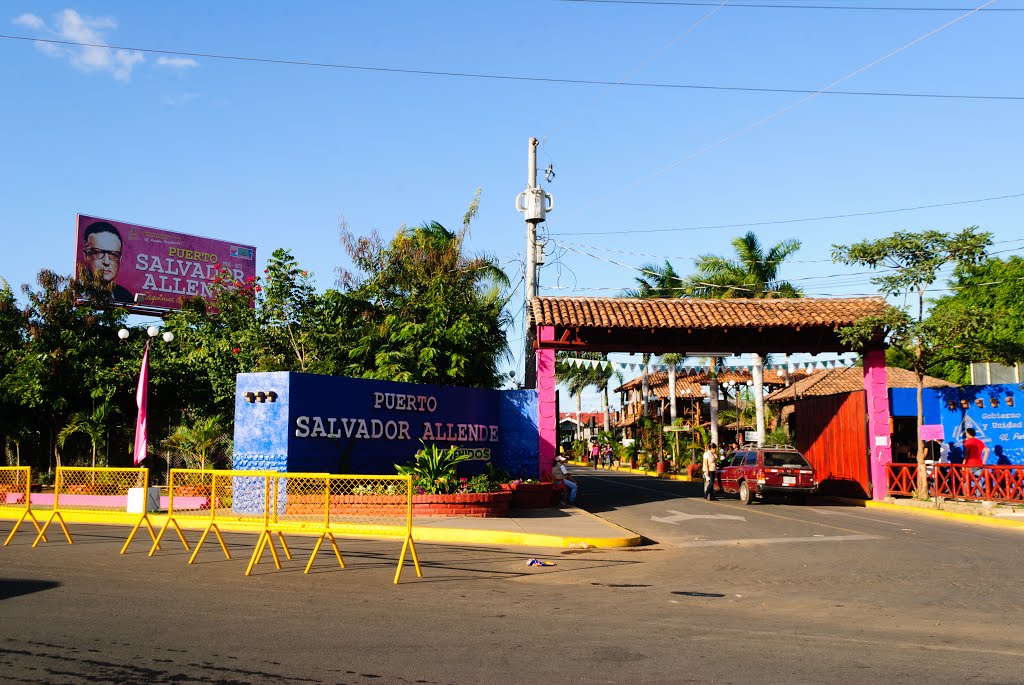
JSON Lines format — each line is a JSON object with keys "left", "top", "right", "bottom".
{"left": 1, "top": 2, "right": 1021, "bottom": 408}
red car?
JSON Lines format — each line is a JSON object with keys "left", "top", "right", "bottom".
{"left": 718, "top": 445, "right": 817, "bottom": 505}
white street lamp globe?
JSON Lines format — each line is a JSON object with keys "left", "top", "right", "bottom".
{"left": 147, "top": 326, "right": 160, "bottom": 338}
{"left": 117, "top": 328, "right": 129, "bottom": 340}
{"left": 162, "top": 331, "right": 175, "bottom": 343}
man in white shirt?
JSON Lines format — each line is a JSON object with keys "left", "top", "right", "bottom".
{"left": 702, "top": 443, "right": 718, "bottom": 501}
{"left": 551, "top": 456, "right": 578, "bottom": 505}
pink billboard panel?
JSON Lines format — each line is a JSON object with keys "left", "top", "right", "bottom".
{"left": 74, "top": 214, "right": 257, "bottom": 311}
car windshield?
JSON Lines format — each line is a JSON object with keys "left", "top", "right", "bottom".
{"left": 763, "top": 451, "right": 811, "bottom": 468}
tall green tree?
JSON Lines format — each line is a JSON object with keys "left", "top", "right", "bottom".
{"left": 337, "top": 194, "right": 512, "bottom": 388}
{"left": 832, "top": 227, "right": 998, "bottom": 495}
{"left": 6, "top": 270, "right": 127, "bottom": 470}
{"left": 927, "top": 255, "right": 1024, "bottom": 384}
{"left": 686, "top": 231, "right": 802, "bottom": 299}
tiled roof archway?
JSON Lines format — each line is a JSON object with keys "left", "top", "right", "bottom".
{"left": 531, "top": 296, "right": 889, "bottom": 355}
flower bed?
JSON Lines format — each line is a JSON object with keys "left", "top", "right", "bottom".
{"left": 284, "top": 491, "right": 512, "bottom": 518}
{"left": 500, "top": 482, "right": 554, "bottom": 509}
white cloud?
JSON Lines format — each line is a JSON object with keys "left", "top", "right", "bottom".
{"left": 161, "top": 92, "right": 200, "bottom": 107}
{"left": 13, "top": 13, "right": 45, "bottom": 30}
{"left": 156, "top": 56, "right": 198, "bottom": 70}
{"left": 14, "top": 9, "right": 145, "bottom": 81}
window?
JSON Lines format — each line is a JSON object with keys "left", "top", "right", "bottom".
{"left": 763, "top": 451, "right": 810, "bottom": 468}
{"left": 744, "top": 452, "right": 759, "bottom": 466}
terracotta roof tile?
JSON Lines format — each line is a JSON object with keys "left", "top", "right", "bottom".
{"left": 616, "top": 369, "right": 815, "bottom": 394}
{"left": 766, "top": 366, "right": 955, "bottom": 402}
{"left": 532, "top": 296, "right": 889, "bottom": 330}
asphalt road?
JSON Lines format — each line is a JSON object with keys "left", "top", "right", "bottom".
{"left": 2, "top": 467, "right": 1022, "bottom": 684}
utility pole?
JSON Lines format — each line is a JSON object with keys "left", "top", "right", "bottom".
{"left": 517, "top": 137, "right": 552, "bottom": 389}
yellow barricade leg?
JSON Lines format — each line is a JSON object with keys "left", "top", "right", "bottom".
{"left": 275, "top": 531, "right": 292, "bottom": 561}
{"left": 394, "top": 535, "right": 424, "bottom": 584}
{"left": 33, "top": 511, "right": 72, "bottom": 547}
{"left": 120, "top": 514, "right": 158, "bottom": 555}
{"left": 189, "top": 523, "right": 230, "bottom": 564}
{"left": 245, "top": 531, "right": 268, "bottom": 576}
{"left": 304, "top": 531, "right": 346, "bottom": 574}
{"left": 245, "top": 529, "right": 285, "bottom": 576}
{"left": 4, "top": 509, "right": 45, "bottom": 546}
{"left": 149, "top": 517, "right": 190, "bottom": 557}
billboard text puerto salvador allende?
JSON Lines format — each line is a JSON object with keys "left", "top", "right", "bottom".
{"left": 287, "top": 376, "right": 501, "bottom": 473}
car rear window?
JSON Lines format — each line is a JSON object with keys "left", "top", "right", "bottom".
{"left": 763, "top": 451, "right": 811, "bottom": 468}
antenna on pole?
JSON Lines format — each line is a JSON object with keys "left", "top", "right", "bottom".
{"left": 516, "top": 137, "right": 553, "bottom": 389}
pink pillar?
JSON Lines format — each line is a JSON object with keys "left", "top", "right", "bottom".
{"left": 537, "top": 325, "right": 557, "bottom": 479}
{"left": 862, "top": 348, "right": 892, "bottom": 501}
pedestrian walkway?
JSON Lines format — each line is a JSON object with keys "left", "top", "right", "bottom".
{"left": 412, "top": 506, "right": 640, "bottom": 548}
{"left": 829, "top": 495, "right": 1024, "bottom": 532}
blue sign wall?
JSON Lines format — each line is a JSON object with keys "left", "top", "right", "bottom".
{"left": 928, "top": 384, "right": 1024, "bottom": 465}
{"left": 233, "top": 372, "right": 540, "bottom": 477}
{"left": 889, "top": 384, "right": 1024, "bottom": 465}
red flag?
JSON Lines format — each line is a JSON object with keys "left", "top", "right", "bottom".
{"left": 133, "top": 341, "right": 149, "bottom": 466}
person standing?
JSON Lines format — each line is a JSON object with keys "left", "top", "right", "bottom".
{"left": 702, "top": 442, "right": 718, "bottom": 501}
{"left": 590, "top": 440, "right": 601, "bottom": 469}
{"left": 963, "top": 427, "right": 989, "bottom": 497}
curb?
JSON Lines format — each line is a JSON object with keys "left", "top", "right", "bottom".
{"left": 826, "top": 496, "right": 1024, "bottom": 532}
{"left": 412, "top": 523, "right": 641, "bottom": 549}
{"left": 1, "top": 509, "right": 642, "bottom": 550}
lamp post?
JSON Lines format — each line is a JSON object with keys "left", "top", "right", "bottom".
{"left": 119, "top": 326, "right": 174, "bottom": 467}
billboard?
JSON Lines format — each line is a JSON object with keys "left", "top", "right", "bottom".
{"left": 74, "top": 214, "right": 257, "bottom": 311}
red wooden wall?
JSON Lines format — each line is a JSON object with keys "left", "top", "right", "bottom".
{"left": 793, "top": 391, "right": 870, "bottom": 499}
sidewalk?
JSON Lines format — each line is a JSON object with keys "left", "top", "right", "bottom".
{"left": 830, "top": 495, "right": 1024, "bottom": 531}
{"left": 413, "top": 506, "right": 641, "bottom": 548}
{"left": 0, "top": 505, "right": 641, "bottom": 550}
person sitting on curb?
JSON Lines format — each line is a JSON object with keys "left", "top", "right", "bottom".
{"left": 551, "top": 455, "right": 578, "bottom": 505}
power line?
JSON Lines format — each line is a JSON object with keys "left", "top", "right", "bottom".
{"left": 551, "top": 236, "right": 1024, "bottom": 263}
{"left": 561, "top": 0, "right": 1023, "bottom": 11}
{"left": 2, "top": 33, "right": 1021, "bottom": 102}
{"left": 551, "top": 191, "right": 1024, "bottom": 236}
{"left": 562, "top": 0, "right": 1002, "bottom": 219}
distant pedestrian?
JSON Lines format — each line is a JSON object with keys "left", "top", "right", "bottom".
{"left": 590, "top": 441, "right": 601, "bottom": 468}
{"left": 702, "top": 443, "right": 718, "bottom": 501}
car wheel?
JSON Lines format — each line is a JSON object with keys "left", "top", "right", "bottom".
{"left": 739, "top": 481, "right": 753, "bottom": 505}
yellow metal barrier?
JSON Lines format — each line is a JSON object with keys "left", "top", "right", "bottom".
{"left": 151, "top": 469, "right": 279, "bottom": 565}
{"left": 150, "top": 469, "right": 421, "bottom": 583}
{"left": 1, "top": 467, "right": 46, "bottom": 545}
{"left": 34, "top": 467, "right": 157, "bottom": 553}
{"left": 253, "top": 473, "right": 420, "bottom": 583}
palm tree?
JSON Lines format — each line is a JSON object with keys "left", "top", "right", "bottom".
{"left": 685, "top": 231, "right": 802, "bottom": 445}
{"left": 629, "top": 261, "right": 687, "bottom": 299}
{"left": 57, "top": 400, "right": 118, "bottom": 470}
{"left": 686, "top": 232, "right": 802, "bottom": 299}
{"left": 163, "top": 414, "right": 230, "bottom": 470}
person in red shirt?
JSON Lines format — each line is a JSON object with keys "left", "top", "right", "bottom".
{"left": 962, "top": 427, "right": 989, "bottom": 466}
{"left": 962, "top": 427, "right": 990, "bottom": 498}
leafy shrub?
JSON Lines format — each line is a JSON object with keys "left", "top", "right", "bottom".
{"left": 395, "top": 441, "right": 474, "bottom": 494}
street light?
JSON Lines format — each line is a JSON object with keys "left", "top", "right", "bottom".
{"left": 119, "top": 326, "right": 174, "bottom": 467}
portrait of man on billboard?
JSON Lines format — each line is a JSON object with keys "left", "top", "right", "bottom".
{"left": 81, "top": 220, "right": 132, "bottom": 303}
